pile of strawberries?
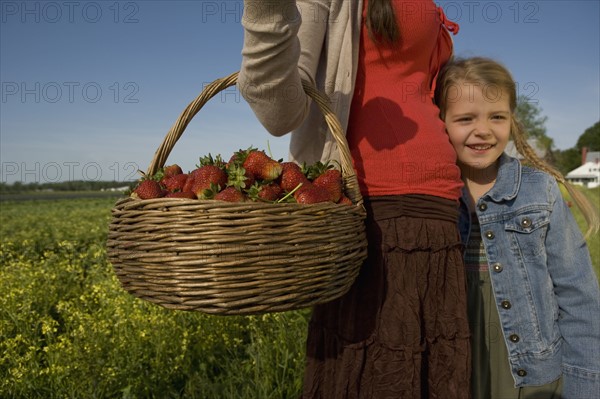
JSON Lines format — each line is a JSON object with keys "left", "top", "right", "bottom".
{"left": 131, "top": 147, "right": 352, "bottom": 205}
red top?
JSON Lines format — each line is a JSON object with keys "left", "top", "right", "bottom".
{"left": 347, "top": 0, "right": 462, "bottom": 200}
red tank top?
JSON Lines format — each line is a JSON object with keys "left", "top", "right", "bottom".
{"left": 347, "top": 0, "right": 462, "bottom": 200}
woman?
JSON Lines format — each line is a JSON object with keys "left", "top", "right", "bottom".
{"left": 238, "top": 1, "right": 470, "bottom": 397}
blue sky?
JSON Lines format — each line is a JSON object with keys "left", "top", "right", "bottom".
{"left": 1, "top": 0, "right": 599, "bottom": 184}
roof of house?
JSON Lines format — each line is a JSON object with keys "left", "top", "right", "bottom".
{"left": 584, "top": 151, "right": 600, "bottom": 164}
{"left": 566, "top": 162, "right": 600, "bottom": 179}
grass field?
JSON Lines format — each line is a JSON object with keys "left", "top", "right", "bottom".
{"left": 0, "top": 197, "right": 308, "bottom": 398}
{"left": 561, "top": 186, "right": 600, "bottom": 277}
{"left": 1, "top": 188, "right": 598, "bottom": 397}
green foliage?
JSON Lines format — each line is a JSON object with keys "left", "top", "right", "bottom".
{"left": 0, "top": 198, "right": 308, "bottom": 398}
{"left": 577, "top": 121, "right": 600, "bottom": 151}
{"left": 515, "top": 95, "right": 553, "bottom": 149}
{"left": 553, "top": 147, "right": 583, "bottom": 175}
{"left": 552, "top": 121, "right": 600, "bottom": 174}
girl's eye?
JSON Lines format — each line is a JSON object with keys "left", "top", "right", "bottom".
{"left": 456, "top": 117, "right": 472, "bottom": 123}
{"left": 491, "top": 114, "right": 508, "bottom": 120}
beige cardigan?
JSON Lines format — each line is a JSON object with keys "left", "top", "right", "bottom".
{"left": 238, "top": 0, "right": 363, "bottom": 165}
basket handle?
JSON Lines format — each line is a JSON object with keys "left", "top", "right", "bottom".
{"left": 146, "top": 72, "right": 363, "bottom": 206}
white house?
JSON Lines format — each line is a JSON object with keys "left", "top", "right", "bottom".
{"left": 566, "top": 150, "right": 600, "bottom": 189}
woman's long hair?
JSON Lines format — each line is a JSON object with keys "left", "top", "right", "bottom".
{"left": 435, "top": 57, "right": 599, "bottom": 237}
{"left": 366, "top": 0, "right": 400, "bottom": 43}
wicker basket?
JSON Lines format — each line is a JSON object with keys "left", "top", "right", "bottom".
{"left": 107, "top": 72, "right": 367, "bottom": 315}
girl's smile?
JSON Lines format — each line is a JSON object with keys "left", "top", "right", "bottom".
{"left": 466, "top": 142, "right": 496, "bottom": 152}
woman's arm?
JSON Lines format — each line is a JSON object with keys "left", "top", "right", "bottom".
{"left": 238, "top": 0, "right": 329, "bottom": 136}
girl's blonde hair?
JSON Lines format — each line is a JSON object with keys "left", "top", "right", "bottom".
{"left": 435, "top": 57, "right": 599, "bottom": 237}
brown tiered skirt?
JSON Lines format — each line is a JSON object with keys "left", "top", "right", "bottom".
{"left": 302, "top": 195, "right": 471, "bottom": 399}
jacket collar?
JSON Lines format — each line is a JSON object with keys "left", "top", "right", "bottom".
{"left": 483, "top": 153, "right": 521, "bottom": 203}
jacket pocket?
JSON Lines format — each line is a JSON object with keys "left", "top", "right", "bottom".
{"left": 504, "top": 209, "right": 550, "bottom": 257}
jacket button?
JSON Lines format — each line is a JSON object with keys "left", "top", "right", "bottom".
{"left": 509, "top": 334, "right": 520, "bottom": 343}
{"left": 485, "top": 231, "right": 495, "bottom": 239}
{"left": 517, "top": 369, "right": 527, "bottom": 377}
{"left": 478, "top": 203, "right": 487, "bottom": 211}
{"left": 521, "top": 217, "right": 532, "bottom": 228}
{"left": 501, "top": 300, "right": 512, "bottom": 309}
{"left": 492, "top": 263, "right": 503, "bottom": 272}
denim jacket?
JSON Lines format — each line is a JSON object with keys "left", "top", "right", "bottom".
{"left": 458, "top": 154, "right": 600, "bottom": 399}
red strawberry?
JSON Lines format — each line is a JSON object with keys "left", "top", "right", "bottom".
{"left": 243, "top": 150, "right": 282, "bottom": 181}
{"left": 337, "top": 195, "right": 353, "bottom": 206}
{"left": 189, "top": 165, "right": 227, "bottom": 199}
{"left": 133, "top": 180, "right": 165, "bottom": 199}
{"left": 182, "top": 174, "right": 195, "bottom": 193}
{"left": 165, "top": 191, "right": 197, "bottom": 199}
{"left": 248, "top": 182, "right": 283, "bottom": 202}
{"left": 161, "top": 173, "right": 188, "bottom": 192}
{"left": 293, "top": 183, "right": 331, "bottom": 204}
{"left": 279, "top": 162, "right": 309, "bottom": 192}
{"left": 259, "top": 183, "right": 283, "bottom": 201}
{"left": 243, "top": 171, "right": 256, "bottom": 188}
{"left": 163, "top": 164, "right": 183, "bottom": 178}
{"left": 313, "top": 169, "right": 342, "bottom": 202}
{"left": 226, "top": 152, "right": 240, "bottom": 168}
{"left": 214, "top": 186, "right": 247, "bottom": 202}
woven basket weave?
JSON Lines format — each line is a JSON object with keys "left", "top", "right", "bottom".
{"left": 107, "top": 72, "right": 367, "bottom": 315}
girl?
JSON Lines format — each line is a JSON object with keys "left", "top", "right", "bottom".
{"left": 239, "top": 1, "right": 470, "bottom": 397}
{"left": 435, "top": 57, "right": 600, "bottom": 399}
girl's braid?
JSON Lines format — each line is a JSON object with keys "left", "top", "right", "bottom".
{"left": 512, "top": 117, "right": 599, "bottom": 236}
{"left": 511, "top": 118, "right": 564, "bottom": 183}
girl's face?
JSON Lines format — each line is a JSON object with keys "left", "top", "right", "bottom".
{"left": 443, "top": 81, "right": 512, "bottom": 181}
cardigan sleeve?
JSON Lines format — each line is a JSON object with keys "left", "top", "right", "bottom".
{"left": 238, "top": 0, "right": 329, "bottom": 136}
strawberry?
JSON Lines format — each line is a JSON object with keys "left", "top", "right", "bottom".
{"left": 133, "top": 179, "right": 165, "bottom": 199}
{"left": 163, "top": 164, "right": 183, "bottom": 178}
{"left": 247, "top": 182, "right": 283, "bottom": 202}
{"left": 242, "top": 149, "right": 282, "bottom": 181}
{"left": 313, "top": 169, "right": 343, "bottom": 202}
{"left": 165, "top": 191, "right": 197, "bottom": 199}
{"left": 161, "top": 173, "right": 188, "bottom": 192}
{"left": 260, "top": 183, "right": 283, "bottom": 201}
{"left": 337, "top": 195, "right": 353, "bottom": 206}
{"left": 189, "top": 165, "right": 227, "bottom": 199}
{"left": 226, "top": 152, "right": 241, "bottom": 168}
{"left": 293, "top": 183, "right": 331, "bottom": 204}
{"left": 182, "top": 174, "right": 195, "bottom": 193}
{"left": 279, "top": 162, "right": 309, "bottom": 192}
{"left": 243, "top": 170, "right": 256, "bottom": 189}
{"left": 214, "top": 186, "right": 247, "bottom": 202}
{"left": 225, "top": 163, "right": 255, "bottom": 190}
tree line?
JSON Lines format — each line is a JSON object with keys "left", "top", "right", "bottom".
{"left": 0, "top": 180, "right": 135, "bottom": 194}
{"left": 515, "top": 96, "right": 598, "bottom": 174}
{"left": 552, "top": 121, "right": 600, "bottom": 174}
